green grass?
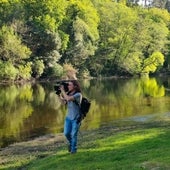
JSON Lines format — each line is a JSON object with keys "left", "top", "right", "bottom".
{"left": 1, "top": 123, "right": 170, "bottom": 170}
{"left": 28, "top": 128, "right": 170, "bottom": 170}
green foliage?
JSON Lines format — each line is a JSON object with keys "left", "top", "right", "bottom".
{"left": 19, "top": 0, "right": 68, "bottom": 79}
{"left": 0, "top": 0, "right": 21, "bottom": 26}
{"left": 142, "top": 52, "right": 165, "bottom": 74}
{"left": 62, "top": 0, "right": 99, "bottom": 71}
{"left": 17, "top": 62, "right": 32, "bottom": 80}
{"left": 121, "top": 52, "right": 142, "bottom": 74}
{"left": 0, "top": 61, "right": 18, "bottom": 80}
{"left": 32, "top": 59, "right": 45, "bottom": 78}
{"left": 0, "top": 25, "right": 32, "bottom": 80}
{"left": 0, "top": 0, "right": 170, "bottom": 80}
{"left": 46, "top": 63, "right": 63, "bottom": 78}
{"left": 0, "top": 25, "right": 31, "bottom": 63}
{"left": 59, "top": 30, "right": 69, "bottom": 51}
{"left": 22, "top": 0, "right": 68, "bottom": 30}
{"left": 91, "top": 1, "right": 169, "bottom": 76}
{"left": 92, "top": 1, "right": 140, "bottom": 75}
{"left": 138, "top": 9, "right": 170, "bottom": 75}
{"left": 42, "top": 49, "right": 63, "bottom": 77}
{"left": 148, "top": 7, "right": 170, "bottom": 26}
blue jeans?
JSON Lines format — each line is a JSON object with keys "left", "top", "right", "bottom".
{"left": 64, "top": 117, "right": 80, "bottom": 153}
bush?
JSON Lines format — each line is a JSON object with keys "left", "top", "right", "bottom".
{"left": 17, "top": 62, "right": 32, "bottom": 80}
{"left": 0, "top": 61, "right": 18, "bottom": 80}
{"left": 46, "top": 63, "right": 63, "bottom": 78}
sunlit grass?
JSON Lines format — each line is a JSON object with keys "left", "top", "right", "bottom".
{"left": 20, "top": 127, "right": 170, "bottom": 170}
{"left": 96, "top": 128, "right": 164, "bottom": 150}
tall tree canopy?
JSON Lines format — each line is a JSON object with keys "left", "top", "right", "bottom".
{"left": 0, "top": 0, "right": 170, "bottom": 81}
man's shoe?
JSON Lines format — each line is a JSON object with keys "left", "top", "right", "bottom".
{"left": 70, "top": 151, "right": 77, "bottom": 154}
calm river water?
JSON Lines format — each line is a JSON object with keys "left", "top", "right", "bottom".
{"left": 0, "top": 77, "right": 170, "bottom": 148}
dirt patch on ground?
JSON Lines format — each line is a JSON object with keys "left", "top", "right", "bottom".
{"left": 0, "top": 133, "right": 65, "bottom": 167}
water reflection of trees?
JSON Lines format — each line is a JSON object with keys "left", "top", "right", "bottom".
{"left": 0, "top": 84, "right": 33, "bottom": 147}
{"left": 1, "top": 77, "right": 170, "bottom": 147}
{"left": 0, "top": 83, "right": 64, "bottom": 147}
{"left": 81, "top": 77, "right": 168, "bottom": 130}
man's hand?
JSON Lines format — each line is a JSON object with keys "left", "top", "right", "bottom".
{"left": 60, "top": 85, "right": 65, "bottom": 92}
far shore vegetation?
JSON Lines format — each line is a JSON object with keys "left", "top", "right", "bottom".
{"left": 0, "top": 0, "right": 170, "bottom": 82}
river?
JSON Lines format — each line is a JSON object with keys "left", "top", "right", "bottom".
{"left": 0, "top": 77, "right": 170, "bottom": 148}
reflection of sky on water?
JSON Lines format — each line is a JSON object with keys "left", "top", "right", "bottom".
{"left": 126, "top": 112, "right": 170, "bottom": 122}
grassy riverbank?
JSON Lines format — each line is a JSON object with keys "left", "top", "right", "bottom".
{"left": 0, "top": 120, "right": 170, "bottom": 170}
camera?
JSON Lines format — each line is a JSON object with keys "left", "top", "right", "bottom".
{"left": 54, "top": 81, "right": 69, "bottom": 95}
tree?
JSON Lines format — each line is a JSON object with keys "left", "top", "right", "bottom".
{"left": 0, "top": 26, "right": 32, "bottom": 80}
{"left": 0, "top": 61, "right": 18, "bottom": 80}
{"left": 0, "top": 26, "right": 31, "bottom": 63}
{"left": 31, "top": 59, "right": 44, "bottom": 78}
{"left": 90, "top": 1, "right": 170, "bottom": 76}
{"left": 91, "top": 1, "right": 139, "bottom": 76}
{"left": 0, "top": 0, "right": 170, "bottom": 80}
{"left": 60, "top": 0, "right": 99, "bottom": 74}
{"left": 141, "top": 52, "right": 165, "bottom": 75}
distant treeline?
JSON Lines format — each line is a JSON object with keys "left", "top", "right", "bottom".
{"left": 0, "top": 0, "right": 170, "bottom": 81}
